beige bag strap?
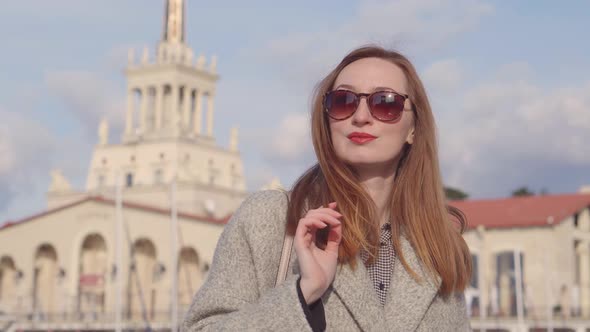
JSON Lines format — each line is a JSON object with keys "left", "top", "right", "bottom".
{"left": 274, "top": 230, "right": 294, "bottom": 287}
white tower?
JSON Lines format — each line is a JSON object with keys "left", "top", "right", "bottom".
{"left": 76, "top": 0, "right": 247, "bottom": 218}
{"left": 124, "top": 0, "right": 218, "bottom": 142}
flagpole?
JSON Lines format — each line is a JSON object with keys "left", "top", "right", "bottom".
{"left": 477, "top": 226, "right": 486, "bottom": 327}
{"left": 170, "top": 146, "right": 179, "bottom": 332}
{"left": 115, "top": 172, "right": 123, "bottom": 332}
{"left": 545, "top": 253, "right": 553, "bottom": 332}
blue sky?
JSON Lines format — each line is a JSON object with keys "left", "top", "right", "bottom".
{"left": 1, "top": 0, "right": 589, "bottom": 224}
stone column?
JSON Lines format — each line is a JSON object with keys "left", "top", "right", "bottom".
{"left": 183, "top": 86, "right": 192, "bottom": 131}
{"left": 206, "top": 93, "right": 215, "bottom": 136}
{"left": 155, "top": 85, "right": 163, "bottom": 130}
{"left": 577, "top": 241, "right": 590, "bottom": 317}
{"left": 140, "top": 87, "right": 148, "bottom": 134}
{"left": 125, "top": 88, "right": 135, "bottom": 135}
{"left": 477, "top": 226, "right": 488, "bottom": 320}
{"left": 0, "top": 266, "right": 16, "bottom": 312}
{"left": 193, "top": 91, "right": 202, "bottom": 135}
{"left": 171, "top": 84, "right": 180, "bottom": 135}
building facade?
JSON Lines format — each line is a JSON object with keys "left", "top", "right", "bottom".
{"left": 456, "top": 190, "right": 590, "bottom": 331}
{"left": 47, "top": 0, "right": 247, "bottom": 220}
{"left": 0, "top": 197, "right": 226, "bottom": 330}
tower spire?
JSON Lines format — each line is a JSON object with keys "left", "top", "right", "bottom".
{"left": 163, "top": 0, "right": 185, "bottom": 43}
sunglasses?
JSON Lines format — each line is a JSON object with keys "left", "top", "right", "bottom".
{"left": 323, "top": 89, "right": 410, "bottom": 122}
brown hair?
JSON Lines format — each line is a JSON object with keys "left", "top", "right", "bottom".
{"left": 286, "top": 45, "right": 471, "bottom": 295}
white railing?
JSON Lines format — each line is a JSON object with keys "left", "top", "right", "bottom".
{"left": 4, "top": 307, "right": 590, "bottom": 332}
{"left": 5, "top": 309, "right": 189, "bottom": 332}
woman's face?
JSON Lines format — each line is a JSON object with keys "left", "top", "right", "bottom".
{"left": 329, "top": 57, "right": 415, "bottom": 172}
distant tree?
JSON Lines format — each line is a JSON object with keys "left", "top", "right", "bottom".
{"left": 539, "top": 187, "right": 549, "bottom": 195}
{"left": 444, "top": 186, "right": 469, "bottom": 200}
{"left": 512, "top": 186, "right": 534, "bottom": 197}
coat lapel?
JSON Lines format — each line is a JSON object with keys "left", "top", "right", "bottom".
{"left": 385, "top": 236, "right": 441, "bottom": 331}
{"left": 331, "top": 257, "right": 385, "bottom": 331}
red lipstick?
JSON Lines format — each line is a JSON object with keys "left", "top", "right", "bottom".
{"left": 347, "top": 132, "right": 377, "bottom": 144}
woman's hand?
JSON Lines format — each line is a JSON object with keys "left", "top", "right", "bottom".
{"left": 294, "top": 202, "right": 342, "bottom": 304}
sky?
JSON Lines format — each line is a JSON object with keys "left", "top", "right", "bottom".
{"left": 1, "top": 0, "right": 589, "bottom": 224}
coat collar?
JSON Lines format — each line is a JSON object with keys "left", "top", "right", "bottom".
{"left": 331, "top": 258, "right": 384, "bottom": 331}
{"left": 331, "top": 235, "right": 441, "bottom": 331}
{"left": 386, "top": 236, "right": 441, "bottom": 331}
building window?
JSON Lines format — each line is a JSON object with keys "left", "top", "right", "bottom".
{"left": 126, "top": 173, "right": 134, "bottom": 187}
{"left": 160, "top": 153, "right": 165, "bottom": 160}
{"left": 97, "top": 175, "right": 105, "bottom": 187}
{"left": 494, "top": 251, "right": 525, "bottom": 317}
{"left": 131, "top": 155, "right": 136, "bottom": 162}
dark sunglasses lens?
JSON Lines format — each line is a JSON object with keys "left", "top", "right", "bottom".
{"left": 326, "top": 90, "right": 358, "bottom": 119}
{"left": 369, "top": 92, "right": 405, "bottom": 121}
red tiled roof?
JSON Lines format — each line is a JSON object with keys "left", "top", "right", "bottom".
{"left": 4, "top": 192, "right": 589, "bottom": 232}
{"left": 450, "top": 192, "right": 590, "bottom": 230}
{"left": 0, "top": 195, "right": 230, "bottom": 231}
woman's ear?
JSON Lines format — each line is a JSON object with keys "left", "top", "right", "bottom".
{"left": 406, "top": 127, "right": 415, "bottom": 145}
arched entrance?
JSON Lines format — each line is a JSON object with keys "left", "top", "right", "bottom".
{"left": 128, "top": 238, "right": 157, "bottom": 320}
{"left": 33, "top": 243, "right": 58, "bottom": 319}
{"left": 78, "top": 233, "right": 107, "bottom": 317}
{"left": 178, "top": 247, "right": 201, "bottom": 308}
{"left": 0, "top": 256, "right": 17, "bottom": 311}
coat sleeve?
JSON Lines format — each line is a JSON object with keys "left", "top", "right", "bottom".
{"left": 181, "top": 191, "right": 313, "bottom": 332}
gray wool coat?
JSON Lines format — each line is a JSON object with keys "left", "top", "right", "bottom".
{"left": 182, "top": 190, "right": 471, "bottom": 331}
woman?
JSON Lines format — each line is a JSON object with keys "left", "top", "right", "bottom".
{"left": 183, "top": 46, "right": 472, "bottom": 331}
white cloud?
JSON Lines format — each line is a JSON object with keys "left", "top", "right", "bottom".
{"left": 353, "top": 0, "right": 494, "bottom": 50}
{"left": 422, "top": 59, "right": 464, "bottom": 93}
{"left": 44, "top": 69, "right": 125, "bottom": 139}
{"left": 254, "top": 0, "right": 494, "bottom": 89}
{"left": 0, "top": 109, "right": 58, "bottom": 219}
{"left": 267, "top": 112, "right": 312, "bottom": 162}
{"left": 0, "top": 104, "right": 94, "bottom": 223}
{"left": 0, "top": 43, "right": 134, "bottom": 223}
{"left": 4, "top": 1, "right": 147, "bottom": 21}
{"left": 439, "top": 65, "right": 590, "bottom": 196}
{"left": 0, "top": 131, "right": 15, "bottom": 176}
{"left": 0, "top": 110, "right": 57, "bottom": 176}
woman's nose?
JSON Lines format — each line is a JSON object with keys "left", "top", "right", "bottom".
{"left": 351, "top": 97, "right": 373, "bottom": 125}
